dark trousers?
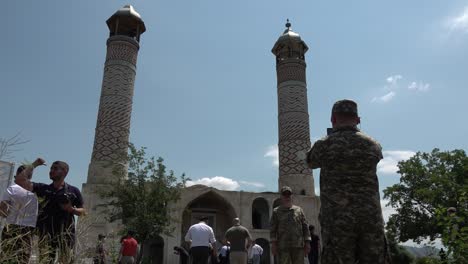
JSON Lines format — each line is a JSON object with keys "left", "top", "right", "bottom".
{"left": 219, "top": 256, "right": 229, "bottom": 264}
{"left": 38, "top": 231, "right": 76, "bottom": 264}
{"left": 191, "top": 246, "right": 210, "bottom": 264}
{"left": 0, "top": 224, "right": 34, "bottom": 264}
{"left": 308, "top": 252, "right": 319, "bottom": 264}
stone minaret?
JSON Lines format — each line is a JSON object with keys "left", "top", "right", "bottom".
{"left": 272, "top": 20, "right": 314, "bottom": 196}
{"left": 81, "top": 5, "right": 145, "bottom": 237}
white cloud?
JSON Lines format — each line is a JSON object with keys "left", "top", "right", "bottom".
{"left": 381, "top": 199, "right": 396, "bottom": 223}
{"left": 372, "top": 91, "right": 396, "bottom": 103}
{"left": 239, "top": 180, "right": 265, "bottom": 188}
{"left": 386, "top": 75, "right": 402, "bottom": 86}
{"left": 408, "top": 81, "right": 430, "bottom": 92}
{"left": 186, "top": 177, "right": 267, "bottom": 191}
{"left": 447, "top": 6, "right": 468, "bottom": 33}
{"left": 264, "top": 145, "right": 279, "bottom": 167}
{"left": 378, "top": 150, "right": 416, "bottom": 174}
{"left": 186, "top": 176, "right": 240, "bottom": 190}
{"left": 372, "top": 75, "right": 402, "bottom": 103}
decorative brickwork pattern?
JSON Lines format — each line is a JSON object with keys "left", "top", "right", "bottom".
{"left": 95, "top": 95, "right": 133, "bottom": 128}
{"left": 101, "top": 65, "right": 136, "bottom": 97}
{"left": 278, "top": 140, "right": 311, "bottom": 175}
{"left": 105, "top": 42, "right": 138, "bottom": 65}
{"left": 276, "top": 64, "right": 306, "bottom": 84}
{"left": 278, "top": 86, "right": 308, "bottom": 114}
{"left": 278, "top": 112, "right": 310, "bottom": 141}
{"left": 275, "top": 55, "right": 314, "bottom": 195}
{"left": 92, "top": 126, "right": 129, "bottom": 161}
{"left": 90, "top": 38, "right": 139, "bottom": 163}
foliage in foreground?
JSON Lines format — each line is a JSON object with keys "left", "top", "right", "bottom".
{"left": 101, "top": 144, "right": 188, "bottom": 243}
{"left": 384, "top": 148, "right": 468, "bottom": 263}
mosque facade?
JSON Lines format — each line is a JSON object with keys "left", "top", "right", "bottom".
{"left": 81, "top": 6, "right": 320, "bottom": 264}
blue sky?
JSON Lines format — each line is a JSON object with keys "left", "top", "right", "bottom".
{"left": 1, "top": 1, "right": 468, "bottom": 204}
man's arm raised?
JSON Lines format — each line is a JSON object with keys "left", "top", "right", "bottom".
{"left": 15, "top": 158, "right": 46, "bottom": 192}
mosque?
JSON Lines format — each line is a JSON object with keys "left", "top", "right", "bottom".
{"left": 81, "top": 5, "right": 320, "bottom": 264}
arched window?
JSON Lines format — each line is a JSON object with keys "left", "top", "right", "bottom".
{"left": 252, "top": 197, "right": 269, "bottom": 229}
{"left": 300, "top": 189, "right": 306, "bottom": 195}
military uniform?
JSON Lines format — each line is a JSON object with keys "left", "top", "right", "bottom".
{"left": 307, "top": 100, "right": 390, "bottom": 264}
{"left": 270, "top": 187, "right": 310, "bottom": 264}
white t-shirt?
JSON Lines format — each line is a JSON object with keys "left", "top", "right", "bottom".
{"left": 185, "top": 222, "right": 216, "bottom": 247}
{"left": 248, "top": 244, "right": 263, "bottom": 258}
{"left": 219, "top": 245, "right": 230, "bottom": 257}
{"left": 1, "top": 184, "right": 38, "bottom": 227}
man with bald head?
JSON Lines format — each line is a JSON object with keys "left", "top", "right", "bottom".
{"left": 307, "top": 99, "right": 390, "bottom": 264}
{"left": 225, "top": 217, "right": 252, "bottom": 264}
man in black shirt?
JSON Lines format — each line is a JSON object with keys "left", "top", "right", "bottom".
{"left": 16, "top": 158, "right": 86, "bottom": 264}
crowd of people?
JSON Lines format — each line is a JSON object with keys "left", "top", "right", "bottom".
{"left": 0, "top": 158, "right": 85, "bottom": 263}
{"left": 0, "top": 99, "right": 394, "bottom": 264}
{"left": 92, "top": 230, "right": 139, "bottom": 264}
{"left": 182, "top": 186, "right": 320, "bottom": 264}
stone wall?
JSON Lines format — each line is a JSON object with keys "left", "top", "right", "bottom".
{"left": 161, "top": 185, "right": 320, "bottom": 264}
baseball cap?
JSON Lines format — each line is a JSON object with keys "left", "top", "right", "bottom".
{"left": 281, "top": 186, "right": 292, "bottom": 195}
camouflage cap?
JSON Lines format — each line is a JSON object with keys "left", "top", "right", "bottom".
{"left": 332, "top": 99, "right": 358, "bottom": 115}
{"left": 280, "top": 186, "right": 292, "bottom": 194}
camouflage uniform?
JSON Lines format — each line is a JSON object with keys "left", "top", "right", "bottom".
{"left": 307, "top": 100, "right": 390, "bottom": 264}
{"left": 270, "top": 189, "right": 311, "bottom": 264}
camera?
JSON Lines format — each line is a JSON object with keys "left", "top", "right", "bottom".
{"left": 56, "top": 192, "right": 77, "bottom": 205}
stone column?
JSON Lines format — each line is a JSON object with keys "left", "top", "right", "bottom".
{"left": 81, "top": 4, "right": 146, "bottom": 244}
{"left": 272, "top": 21, "right": 314, "bottom": 196}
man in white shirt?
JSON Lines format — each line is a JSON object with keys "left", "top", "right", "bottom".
{"left": 0, "top": 162, "right": 42, "bottom": 263}
{"left": 185, "top": 217, "right": 217, "bottom": 264}
{"left": 218, "top": 240, "right": 230, "bottom": 264}
{"left": 248, "top": 241, "right": 263, "bottom": 264}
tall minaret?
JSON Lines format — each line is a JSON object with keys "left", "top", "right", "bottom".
{"left": 272, "top": 20, "right": 314, "bottom": 196}
{"left": 82, "top": 5, "right": 146, "bottom": 237}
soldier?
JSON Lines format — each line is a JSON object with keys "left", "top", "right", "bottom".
{"left": 270, "top": 186, "right": 311, "bottom": 264}
{"left": 307, "top": 99, "right": 390, "bottom": 264}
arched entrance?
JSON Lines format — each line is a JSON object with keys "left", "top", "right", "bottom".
{"left": 181, "top": 191, "right": 237, "bottom": 246}
{"left": 255, "top": 238, "right": 271, "bottom": 264}
{"left": 140, "top": 235, "right": 164, "bottom": 264}
{"left": 252, "top": 197, "right": 269, "bottom": 229}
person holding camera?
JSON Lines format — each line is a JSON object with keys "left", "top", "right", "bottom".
{"left": 16, "top": 158, "right": 85, "bottom": 264}
{"left": 307, "top": 100, "right": 390, "bottom": 264}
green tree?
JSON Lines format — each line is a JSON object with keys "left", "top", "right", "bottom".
{"left": 101, "top": 144, "right": 188, "bottom": 261}
{"left": 383, "top": 149, "right": 467, "bottom": 262}
{"left": 436, "top": 191, "right": 468, "bottom": 263}
{"left": 415, "top": 256, "right": 442, "bottom": 264}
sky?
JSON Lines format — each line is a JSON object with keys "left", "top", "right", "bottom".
{"left": 1, "top": 1, "right": 468, "bottom": 227}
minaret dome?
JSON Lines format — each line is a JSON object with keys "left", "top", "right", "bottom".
{"left": 106, "top": 5, "right": 146, "bottom": 41}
